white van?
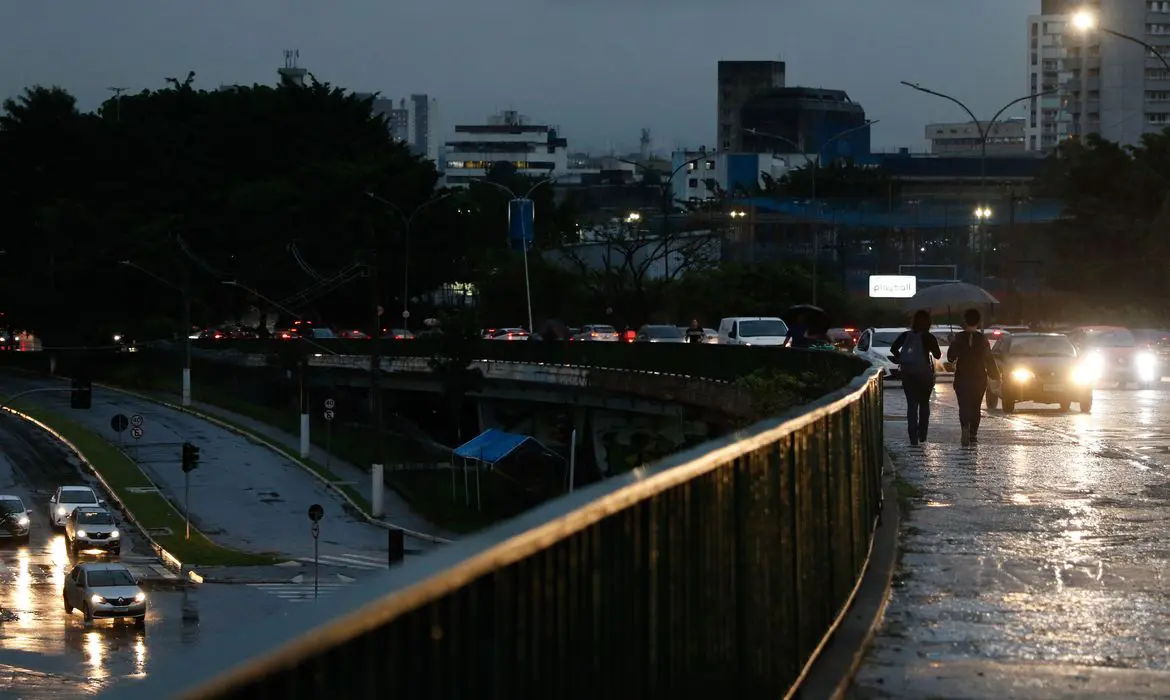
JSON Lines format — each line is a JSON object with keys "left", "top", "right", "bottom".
{"left": 717, "top": 317, "right": 789, "bottom": 346}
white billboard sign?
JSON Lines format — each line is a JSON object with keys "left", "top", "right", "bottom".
{"left": 869, "top": 275, "right": 917, "bottom": 299}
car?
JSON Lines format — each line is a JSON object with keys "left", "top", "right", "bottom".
{"left": 716, "top": 317, "right": 789, "bottom": 346}
{"left": 0, "top": 495, "right": 31, "bottom": 545}
{"left": 855, "top": 328, "right": 908, "bottom": 379}
{"left": 1066, "top": 326, "right": 1158, "bottom": 388}
{"left": 63, "top": 562, "right": 147, "bottom": 626}
{"left": 572, "top": 324, "right": 620, "bottom": 342}
{"left": 48, "top": 486, "right": 101, "bottom": 529}
{"left": 635, "top": 325, "right": 686, "bottom": 343}
{"left": 986, "top": 332, "right": 1094, "bottom": 413}
{"left": 484, "top": 328, "right": 529, "bottom": 341}
{"left": 827, "top": 328, "right": 859, "bottom": 351}
{"left": 1132, "top": 328, "right": 1170, "bottom": 371}
{"left": 65, "top": 506, "right": 121, "bottom": 555}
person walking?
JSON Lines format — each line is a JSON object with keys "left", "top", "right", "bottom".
{"left": 785, "top": 312, "right": 810, "bottom": 348}
{"left": 685, "top": 319, "right": 705, "bottom": 343}
{"left": 947, "top": 308, "right": 1000, "bottom": 447}
{"left": 890, "top": 310, "right": 942, "bottom": 446}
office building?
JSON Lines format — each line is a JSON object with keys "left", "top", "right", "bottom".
{"left": 1026, "top": 0, "right": 1170, "bottom": 151}
{"left": 444, "top": 110, "right": 569, "bottom": 186}
{"left": 359, "top": 93, "right": 440, "bottom": 163}
{"left": 738, "top": 88, "right": 871, "bottom": 162}
{"left": 717, "top": 61, "right": 786, "bottom": 151}
{"left": 926, "top": 119, "right": 1027, "bottom": 155}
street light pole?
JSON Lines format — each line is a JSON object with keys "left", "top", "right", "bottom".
{"left": 368, "top": 222, "right": 385, "bottom": 517}
{"left": 364, "top": 191, "right": 453, "bottom": 333}
{"left": 119, "top": 260, "right": 191, "bottom": 406}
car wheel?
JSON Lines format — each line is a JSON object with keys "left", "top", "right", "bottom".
{"left": 82, "top": 603, "right": 93, "bottom": 624}
{"left": 986, "top": 392, "right": 999, "bottom": 411}
{"left": 133, "top": 616, "right": 145, "bottom": 629}
{"left": 1003, "top": 396, "right": 1016, "bottom": 413}
{"left": 1060, "top": 401, "right": 1071, "bottom": 412}
{"left": 63, "top": 594, "right": 72, "bottom": 615}
{"left": 1080, "top": 395, "right": 1093, "bottom": 413}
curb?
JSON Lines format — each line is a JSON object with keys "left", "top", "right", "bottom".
{"left": 95, "top": 382, "right": 452, "bottom": 544}
{"left": 0, "top": 405, "right": 203, "bottom": 586}
{"left": 794, "top": 452, "right": 901, "bottom": 700}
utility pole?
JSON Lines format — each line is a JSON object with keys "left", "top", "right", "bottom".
{"left": 107, "top": 87, "right": 129, "bottom": 122}
{"left": 182, "top": 257, "right": 192, "bottom": 406}
{"left": 369, "top": 224, "right": 385, "bottom": 517}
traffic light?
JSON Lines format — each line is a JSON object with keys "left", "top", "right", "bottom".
{"left": 181, "top": 442, "right": 201, "bottom": 472}
{"left": 70, "top": 377, "right": 92, "bottom": 410}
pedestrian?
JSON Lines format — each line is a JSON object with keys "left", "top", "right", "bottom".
{"left": 785, "top": 312, "right": 810, "bottom": 348}
{"left": 947, "top": 308, "right": 1000, "bottom": 447}
{"left": 890, "top": 310, "right": 942, "bottom": 446}
{"left": 685, "top": 319, "right": 704, "bottom": 343}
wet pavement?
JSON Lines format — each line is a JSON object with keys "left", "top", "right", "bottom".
{"left": 0, "top": 373, "right": 399, "bottom": 568}
{"left": 852, "top": 382, "right": 1170, "bottom": 699}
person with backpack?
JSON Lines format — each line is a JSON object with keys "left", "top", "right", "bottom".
{"left": 890, "top": 310, "right": 942, "bottom": 445}
{"left": 947, "top": 308, "right": 1001, "bottom": 447}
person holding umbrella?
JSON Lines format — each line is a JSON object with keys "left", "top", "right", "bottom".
{"left": 947, "top": 308, "right": 1000, "bottom": 447}
{"left": 784, "top": 305, "right": 826, "bottom": 349}
{"left": 889, "top": 310, "right": 942, "bottom": 446}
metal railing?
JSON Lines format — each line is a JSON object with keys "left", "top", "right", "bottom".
{"left": 107, "top": 367, "right": 884, "bottom": 700}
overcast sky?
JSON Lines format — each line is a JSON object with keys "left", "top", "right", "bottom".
{"left": 1, "top": 1, "right": 1031, "bottom": 154}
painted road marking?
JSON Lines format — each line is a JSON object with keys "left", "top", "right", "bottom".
{"left": 248, "top": 582, "right": 352, "bottom": 603}
{"left": 295, "top": 553, "right": 388, "bottom": 571}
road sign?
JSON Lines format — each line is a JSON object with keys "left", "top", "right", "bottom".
{"left": 308, "top": 503, "right": 324, "bottom": 522}
{"left": 130, "top": 426, "right": 144, "bottom": 440}
{"left": 377, "top": 305, "right": 384, "bottom": 317}
{"left": 130, "top": 414, "right": 144, "bottom": 428}
{"left": 324, "top": 398, "right": 336, "bottom": 410}
{"left": 311, "top": 522, "right": 320, "bottom": 539}
{"left": 402, "top": 310, "right": 410, "bottom": 319}
{"left": 110, "top": 414, "right": 129, "bottom": 433}
{"left": 508, "top": 198, "right": 535, "bottom": 251}
{"left": 324, "top": 409, "right": 335, "bottom": 421}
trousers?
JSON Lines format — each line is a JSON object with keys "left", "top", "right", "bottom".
{"left": 901, "top": 372, "right": 935, "bottom": 439}
{"left": 954, "top": 378, "right": 987, "bottom": 435}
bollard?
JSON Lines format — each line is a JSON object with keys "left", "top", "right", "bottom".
{"left": 371, "top": 463, "right": 384, "bottom": 517}
{"left": 388, "top": 528, "right": 404, "bottom": 566}
{"left": 299, "top": 413, "right": 311, "bottom": 458}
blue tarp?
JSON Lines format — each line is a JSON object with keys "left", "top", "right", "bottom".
{"left": 453, "top": 429, "right": 536, "bottom": 465}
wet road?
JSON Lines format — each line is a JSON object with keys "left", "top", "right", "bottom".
{"left": 853, "top": 382, "right": 1170, "bottom": 698}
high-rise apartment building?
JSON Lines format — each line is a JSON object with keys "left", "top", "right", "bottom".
{"left": 1027, "top": 0, "right": 1170, "bottom": 151}
{"left": 360, "top": 93, "right": 440, "bottom": 162}
{"left": 716, "top": 61, "right": 785, "bottom": 151}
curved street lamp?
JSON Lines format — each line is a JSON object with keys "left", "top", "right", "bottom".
{"left": 364, "top": 191, "right": 454, "bottom": 331}
{"left": 742, "top": 119, "right": 878, "bottom": 305}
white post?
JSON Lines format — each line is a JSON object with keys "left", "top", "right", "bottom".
{"left": 299, "top": 413, "right": 310, "bottom": 459}
{"left": 371, "top": 463, "right": 384, "bottom": 517}
{"left": 181, "top": 367, "right": 192, "bottom": 407}
{"left": 568, "top": 429, "right": 577, "bottom": 492}
{"left": 521, "top": 231, "right": 534, "bottom": 332}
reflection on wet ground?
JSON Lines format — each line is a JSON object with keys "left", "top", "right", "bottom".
{"left": 853, "top": 384, "right": 1170, "bottom": 698}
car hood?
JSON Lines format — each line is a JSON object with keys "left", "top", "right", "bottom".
{"left": 1005, "top": 356, "right": 1079, "bottom": 371}
{"left": 76, "top": 523, "right": 117, "bottom": 534}
{"left": 92, "top": 585, "right": 142, "bottom": 600}
{"left": 742, "top": 336, "right": 786, "bottom": 346}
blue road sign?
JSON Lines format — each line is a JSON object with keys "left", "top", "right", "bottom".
{"left": 507, "top": 198, "right": 535, "bottom": 251}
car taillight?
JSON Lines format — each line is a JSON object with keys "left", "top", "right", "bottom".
{"left": 394, "top": 335, "right": 404, "bottom": 340}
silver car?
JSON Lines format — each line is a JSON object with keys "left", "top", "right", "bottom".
{"left": 63, "top": 562, "right": 147, "bottom": 626}
{"left": 65, "top": 506, "right": 121, "bottom": 555}
{"left": 572, "top": 324, "right": 620, "bottom": 342}
{"left": 635, "top": 325, "right": 687, "bottom": 343}
{"left": 48, "top": 485, "right": 101, "bottom": 529}
{"left": 0, "top": 495, "right": 31, "bottom": 545}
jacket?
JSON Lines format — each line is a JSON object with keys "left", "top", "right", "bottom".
{"left": 947, "top": 330, "right": 1001, "bottom": 382}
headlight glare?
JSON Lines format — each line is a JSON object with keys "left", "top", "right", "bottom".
{"left": 91, "top": 594, "right": 104, "bottom": 605}
{"left": 1011, "top": 368, "right": 1034, "bottom": 383}
{"left": 16, "top": 516, "right": 28, "bottom": 527}
{"left": 135, "top": 592, "right": 146, "bottom": 603}
{"left": 75, "top": 530, "right": 86, "bottom": 538}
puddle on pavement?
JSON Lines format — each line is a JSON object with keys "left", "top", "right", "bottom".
{"left": 257, "top": 491, "right": 283, "bottom": 504}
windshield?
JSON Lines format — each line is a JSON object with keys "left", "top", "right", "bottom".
{"left": 0, "top": 501, "right": 23, "bottom": 515}
{"left": 645, "top": 326, "right": 683, "bottom": 338}
{"left": 60, "top": 490, "right": 96, "bottom": 504}
{"left": 86, "top": 570, "right": 137, "bottom": 587}
{"left": 1010, "top": 337, "right": 1076, "bottom": 357}
{"left": 78, "top": 511, "right": 113, "bottom": 525}
{"left": 739, "top": 320, "right": 788, "bottom": 337}
{"left": 588, "top": 326, "right": 616, "bottom": 334}
{"left": 872, "top": 332, "right": 904, "bottom": 346}
{"left": 1084, "top": 329, "right": 1136, "bottom": 348}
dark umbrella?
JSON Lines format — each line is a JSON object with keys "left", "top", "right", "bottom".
{"left": 784, "top": 304, "right": 829, "bottom": 333}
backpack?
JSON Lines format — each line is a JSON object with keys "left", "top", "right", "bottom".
{"left": 901, "top": 332, "right": 934, "bottom": 375}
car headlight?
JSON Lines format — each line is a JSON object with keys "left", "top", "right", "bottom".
{"left": 1011, "top": 368, "right": 1034, "bottom": 383}
{"left": 110, "top": 530, "right": 120, "bottom": 538}
{"left": 16, "top": 516, "right": 28, "bottom": 527}
{"left": 135, "top": 592, "right": 146, "bottom": 603}
{"left": 91, "top": 594, "right": 104, "bottom": 605}
{"left": 76, "top": 530, "right": 87, "bottom": 538}
{"left": 1137, "top": 352, "right": 1157, "bottom": 379}
{"left": 1072, "top": 365, "right": 1096, "bottom": 384}
{"left": 56, "top": 507, "right": 66, "bottom": 516}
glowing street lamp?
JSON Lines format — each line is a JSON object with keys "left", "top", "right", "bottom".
{"left": 729, "top": 210, "right": 747, "bottom": 219}
{"left": 625, "top": 212, "right": 642, "bottom": 223}
{"left": 974, "top": 207, "right": 992, "bottom": 220}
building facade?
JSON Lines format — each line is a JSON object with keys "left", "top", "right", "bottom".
{"left": 668, "top": 150, "right": 796, "bottom": 204}
{"left": 738, "top": 88, "right": 871, "bottom": 162}
{"left": 926, "top": 118, "right": 1027, "bottom": 155}
{"left": 444, "top": 110, "right": 569, "bottom": 186}
{"left": 360, "top": 93, "right": 440, "bottom": 162}
{"left": 1027, "top": 0, "right": 1170, "bottom": 151}
{"left": 717, "top": 61, "right": 786, "bottom": 152}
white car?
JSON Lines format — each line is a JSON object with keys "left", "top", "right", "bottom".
{"left": 572, "top": 324, "right": 620, "bottom": 342}
{"left": 63, "top": 562, "right": 147, "bottom": 626}
{"left": 0, "top": 495, "right": 31, "bottom": 545}
{"left": 717, "top": 317, "right": 789, "bottom": 346}
{"left": 48, "top": 486, "right": 101, "bottom": 529}
{"left": 856, "top": 326, "right": 954, "bottom": 378}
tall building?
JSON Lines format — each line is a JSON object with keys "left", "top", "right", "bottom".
{"left": 444, "top": 110, "right": 569, "bottom": 186}
{"left": 1026, "top": 0, "right": 1170, "bottom": 151}
{"left": 927, "top": 119, "right": 1027, "bottom": 155}
{"left": 361, "top": 93, "right": 440, "bottom": 163}
{"left": 717, "top": 61, "right": 785, "bottom": 151}
{"left": 738, "top": 88, "right": 871, "bottom": 162}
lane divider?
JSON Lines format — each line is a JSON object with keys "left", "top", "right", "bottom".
{"left": 0, "top": 404, "right": 202, "bottom": 585}
{"left": 94, "top": 382, "right": 452, "bottom": 545}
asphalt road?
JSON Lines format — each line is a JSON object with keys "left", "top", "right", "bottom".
{"left": 853, "top": 381, "right": 1170, "bottom": 698}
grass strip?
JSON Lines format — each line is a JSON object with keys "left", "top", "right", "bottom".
{"left": 9, "top": 401, "right": 280, "bottom": 567}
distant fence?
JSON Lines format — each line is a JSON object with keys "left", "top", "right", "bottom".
{"left": 104, "top": 367, "right": 885, "bottom": 699}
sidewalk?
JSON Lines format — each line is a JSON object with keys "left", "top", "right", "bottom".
{"left": 122, "top": 388, "right": 454, "bottom": 541}
{"left": 852, "top": 383, "right": 1170, "bottom": 698}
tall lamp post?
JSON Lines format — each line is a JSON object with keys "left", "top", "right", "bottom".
{"left": 899, "top": 83, "right": 1057, "bottom": 286}
{"left": 363, "top": 191, "right": 453, "bottom": 333}
{"left": 476, "top": 174, "right": 567, "bottom": 332}
{"left": 973, "top": 206, "right": 993, "bottom": 286}
{"left": 119, "top": 260, "right": 192, "bottom": 407}
{"left": 742, "top": 120, "right": 878, "bottom": 305}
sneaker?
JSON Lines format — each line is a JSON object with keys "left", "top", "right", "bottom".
{"left": 909, "top": 437, "right": 919, "bottom": 446}
{"left": 918, "top": 432, "right": 928, "bottom": 444}
{"left": 970, "top": 435, "right": 979, "bottom": 444}
{"left": 960, "top": 425, "right": 971, "bottom": 447}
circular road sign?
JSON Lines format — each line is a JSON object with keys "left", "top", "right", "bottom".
{"left": 324, "top": 398, "right": 336, "bottom": 410}
{"left": 308, "top": 504, "right": 324, "bottom": 522}
{"left": 377, "top": 305, "right": 384, "bottom": 317}
{"left": 130, "top": 426, "right": 144, "bottom": 440}
{"left": 130, "top": 414, "right": 144, "bottom": 428}
{"left": 402, "top": 309, "right": 410, "bottom": 319}
{"left": 110, "top": 414, "right": 129, "bottom": 433}
{"left": 324, "top": 409, "right": 335, "bottom": 421}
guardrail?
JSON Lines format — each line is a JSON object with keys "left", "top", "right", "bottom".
{"left": 106, "top": 366, "right": 885, "bottom": 700}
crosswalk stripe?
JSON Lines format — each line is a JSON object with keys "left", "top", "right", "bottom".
{"left": 296, "top": 553, "right": 388, "bottom": 570}
{"left": 248, "top": 582, "right": 352, "bottom": 603}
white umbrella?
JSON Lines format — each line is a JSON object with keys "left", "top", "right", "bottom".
{"left": 903, "top": 282, "right": 998, "bottom": 312}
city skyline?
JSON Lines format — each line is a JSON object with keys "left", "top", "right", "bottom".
{"left": 2, "top": 0, "right": 1031, "bottom": 152}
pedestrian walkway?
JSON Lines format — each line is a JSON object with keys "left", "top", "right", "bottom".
{"left": 852, "top": 383, "right": 1170, "bottom": 698}
{"left": 247, "top": 580, "right": 353, "bottom": 603}
{"left": 294, "top": 552, "right": 387, "bottom": 571}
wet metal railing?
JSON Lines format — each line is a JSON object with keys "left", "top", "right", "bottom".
{"left": 107, "top": 368, "right": 884, "bottom": 700}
